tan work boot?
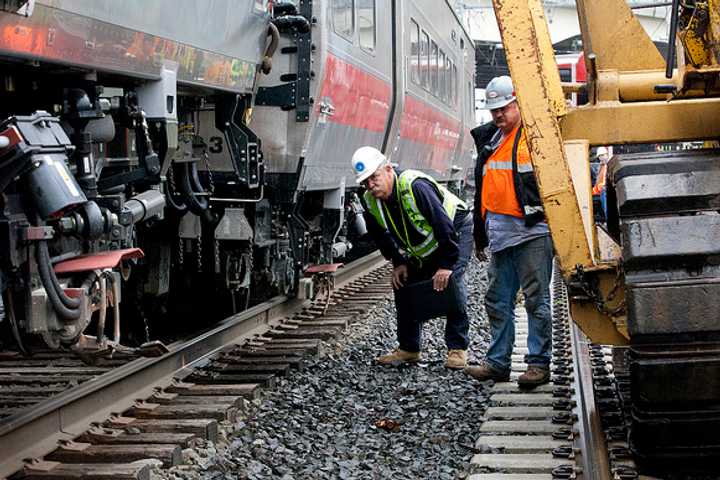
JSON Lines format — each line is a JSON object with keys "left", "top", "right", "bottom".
{"left": 445, "top": 349, "right": 467, "bottom": 369}
{"left": 375, "top": 348, "right": 421, "bottom": 366}
{"left": 517, "top": 365, "right": 550, "bottom": 389}
{"left": 464, "top": 362, "right": 511, "bottom": 382}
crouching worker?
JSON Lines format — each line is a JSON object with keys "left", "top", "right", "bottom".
{"left": 351, "top": 146, "right": 473, "bottom": 369}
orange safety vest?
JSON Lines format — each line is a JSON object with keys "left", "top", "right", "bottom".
{"left": 481, "top": 125, "right": 532, "bottom": 219}
{"left": 592, "top": 163, "right": 607, "bottom": 195}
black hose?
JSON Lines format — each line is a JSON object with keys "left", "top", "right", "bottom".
{"left": 5, "top": 291, "right": 29, "bottom": 356}
{"left": 190, "top": 162, "right": 206, "bottom": 195}
{"left": 178, "top": 162, "right": 208, "bottom": 216}
{"left": 261, "top": 23, "right": 280, "bottom": 74}
{"left": 41, "top": 242, "right": 81, "bottom": 309}
{"left": 36, "top": 241, "right": 81, "bottom": 321}
{"left": 165, "top": 186, "right": 188, "bottom": 212}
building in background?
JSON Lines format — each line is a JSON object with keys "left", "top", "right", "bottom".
{"left": 455, "top": 0, "right": 670, "bottom": 123}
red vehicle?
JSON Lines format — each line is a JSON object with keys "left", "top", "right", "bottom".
{"left": 556, "top": 52, "right": 587, "bottom": 106}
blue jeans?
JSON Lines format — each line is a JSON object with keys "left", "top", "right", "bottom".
{"left": 485, "top": 235, "right": 553, "bottom": 372}
{"left": 395, "top": 215, "right": 473, "bottom": 352}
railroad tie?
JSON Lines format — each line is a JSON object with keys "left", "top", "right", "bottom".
{"left": 470, "top": 295, "right": 577, "bottom": 478}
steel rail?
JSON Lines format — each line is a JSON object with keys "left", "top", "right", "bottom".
{"left": 0, "top": 251, "right": 386, "bottom": 477}
{"left": 569, "top": 298, "right": 612, "bottom": 479}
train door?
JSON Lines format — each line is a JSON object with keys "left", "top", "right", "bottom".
{"left": 299, "top": 0, "right": 394, "bottom": 191}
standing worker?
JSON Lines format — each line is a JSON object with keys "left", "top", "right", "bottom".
{"left": 466, "top": 75, "right": 554, "bottom": 388}
{"left": 592, "top": 146, "right": 610, "bottom": 219}
{"left": 351, "top": 146, "right": 473, "bottom": 369}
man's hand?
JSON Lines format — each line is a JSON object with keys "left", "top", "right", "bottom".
{"left": 392, "top": 264, "right": 408, "bottom": 290}
{"left": 432, "top": 268, "right": 453, "bottom": 292}
{"left": 475, "top": 247, "right": 488, "bottom": 262}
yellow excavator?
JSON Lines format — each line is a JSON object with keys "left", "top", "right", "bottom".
{"left": 491, "top": 0, "right": 720, "bottom": 467}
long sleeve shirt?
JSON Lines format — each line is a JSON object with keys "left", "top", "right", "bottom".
{"left": 363, "top": 173, "right": 464, "bottom": 271}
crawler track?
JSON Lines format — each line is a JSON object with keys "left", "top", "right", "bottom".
{"left": 1, "top": 252, "right": 390, "bottom": 479}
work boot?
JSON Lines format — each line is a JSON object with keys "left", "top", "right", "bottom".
{"left": 445, "top": 349, "right": 467, "bottom": 369}
{"left": 375, "top": 348, "right": 421, "bottom": 366}
{"left": 464, "top": 362, "right": 510, "bottom": 382}
{"left": 517, "top": 365, "right": 550, "bottom": 389}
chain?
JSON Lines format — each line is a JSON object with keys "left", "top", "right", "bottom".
{"left": 214, "top": 238, "right": 221, "bottom": 274}
{"left": 177, "top": 237, "right": 184, "bottom": 266}
{"left": 196, "top": 233, "right": 202, "bottom": 272}
{"left": 203, "top": 151, "right": 215, "bottom": 194}
{"left": 133, "top": 294, "right": 151, "bottom": 344}
{"left": 242, "top": 249, "right": 253, "bottom": 288}
{"left": 572, "top": 265, "right": 626, "bottom": 317}
{"left": 167, "top": 163, "right": 178, "bottom": 195}
{"left": 603, "top": 267, "right": 627, "bottom": 317}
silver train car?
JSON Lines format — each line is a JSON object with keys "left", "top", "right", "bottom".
{"left": 0, "top": 0, "right": 475, "bottom": 353}
{"left": 203, "top": 0, "right": 477, "bottom": 273}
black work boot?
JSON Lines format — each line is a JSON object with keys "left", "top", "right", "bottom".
{"left": 517, "top": 365, "right": 550, "bottom": 389}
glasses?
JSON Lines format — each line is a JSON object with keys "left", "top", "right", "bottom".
{"left": 490, "top": 103, "right": 513, "bottom": 115}
{"left": 361, "top": 170, "right": 383, "bottom": 188}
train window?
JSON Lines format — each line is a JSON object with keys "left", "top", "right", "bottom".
{"left": 420, "top": 30, "right": 429, "bottom": 88}
{"left": 445, "top": 56, "right": 452, "bottom": 105}
{"left": 358, "top": 0, "right": 375, "bottom": 52}
{"left": 333, "top": 0, "right": 354, "bottom": 41}
{"left": 451, "top": 63, "right": 458, "bottom": 106}
{"left": 410, "top": 20, "right": 420, "bottom": 84}
{"left": 439, "top": 51, "right": 447, "bottom": 102}
{"left": 558, "top": 67, "right": 572, "bottom": 83}
{"left": 431, "top": 41, "right": 438, "bottom": 95}
{"left": 468, "top": 81, "right": 474, "bottom": 114}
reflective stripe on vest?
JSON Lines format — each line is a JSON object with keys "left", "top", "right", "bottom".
{"left": 481, "top": 125, "right": 527, "bottom": 218}
{"left": 364, "top": 170, "right": 466, "bottom": 259}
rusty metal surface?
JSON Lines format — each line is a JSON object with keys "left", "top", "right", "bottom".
{"left": 54, "top": 248, "right": 144, "bottom": 274}
{"left": 561, "top": 98, "right": 720, "bottom": 145}
{"left": 491, "top": 0, "right": 593, "bottom": 273}
{"left": 575, "top": 0, "right": 664, "bottom": 73}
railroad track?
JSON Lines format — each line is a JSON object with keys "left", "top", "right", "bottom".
{"left": 468, "top": 266, "right": 638, "bottom": 480}
{"left": 0, "top": 252, "right": 389, "bottom": 479}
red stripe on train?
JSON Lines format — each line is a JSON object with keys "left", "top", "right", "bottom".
{"left": 318, "top": 53, "right": 462, "bottom": 157}
{"left": 400, "top": 95, "right": 461, "bottom": 171}
{"left": 318, "top": 54, "right": 391, "bottom": 133}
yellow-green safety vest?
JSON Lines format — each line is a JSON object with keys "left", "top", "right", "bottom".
{"left": 363, "top": 170, "right": 466, "bottom": 260}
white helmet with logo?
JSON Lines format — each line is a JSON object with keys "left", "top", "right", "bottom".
{"left": 351, "top": 146, "right": 386, "bottom": 183}
{"left": 484, "top": 75, "right": 516, "bottom": 110}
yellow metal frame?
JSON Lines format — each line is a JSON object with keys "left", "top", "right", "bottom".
{"left": 491, "top": 0, "right": 720, "bottom": 345}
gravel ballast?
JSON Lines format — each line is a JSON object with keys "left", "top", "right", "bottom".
{"left": 155, "top": 258, "right": 492, "bottom": 480}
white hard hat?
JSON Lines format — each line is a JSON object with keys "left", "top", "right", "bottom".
{"left": 485, "top": 75, "right": 516, "bottom": 110}
{"left": 351, "top": 146, "right": 386, "bottom": 183}
{"left": 596, "top": 146, "right": 609, "bottom": 158}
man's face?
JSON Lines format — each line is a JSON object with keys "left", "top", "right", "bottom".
{"left": 363, "top": 164, "right": 395, "bottom": 201}
{"left": 490, "top": 100, "right": 521, "bottom": 134}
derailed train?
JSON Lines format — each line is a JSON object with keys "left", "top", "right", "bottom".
{"left": 0, "top": 1, "right": 476, "bottom": 353}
